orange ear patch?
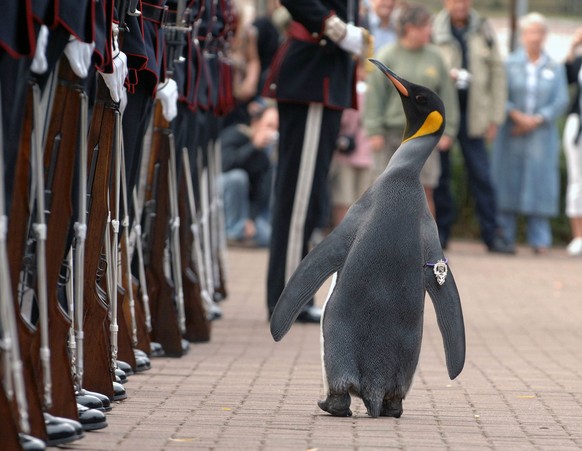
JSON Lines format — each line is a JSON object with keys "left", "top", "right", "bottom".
{"left": 403, "top": 110, "right": 444, "bottom": 143}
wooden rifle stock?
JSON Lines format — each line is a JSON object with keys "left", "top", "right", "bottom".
{"left": 6, "top": 84, "right": 48, "bottom": 441}
{"left": 33, "top": 58, "right": 84, "bottom": 420}
{"left": 81, "top": 76, "right": 118, "bottom": 399}
{"left": 142, "top": 102, "right": 184, "bottom": 357}
{"left": 118, "top": 136, "right": 150, "bottom": 360}
{"left": 0, "top": 383, "right": 23, "bottom": 450}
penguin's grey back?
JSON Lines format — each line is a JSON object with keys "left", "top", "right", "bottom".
{"left": 320, "top": 137, "right": 435, "bottom": 405}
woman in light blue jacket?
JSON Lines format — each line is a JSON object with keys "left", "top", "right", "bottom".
{"left": 492, "top": 12, "right": 569, "bottom": 254}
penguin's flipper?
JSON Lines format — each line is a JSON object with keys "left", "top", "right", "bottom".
{"left": 421, "top": 209, "right": 465, "bottom": 380}
{"left": 424, "top": 266, "right": 466, "bottom": 380}
{"left": 270, "top": 231, "right": 350, "bottom": 342}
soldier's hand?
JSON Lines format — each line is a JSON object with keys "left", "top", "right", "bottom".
{"left": 324, "top": 15, "right": 364, "bottom": 57}
{"left": 99, "top": 24, "right": 128, "bottom": 111}
{"left": 338, "top": 24, "right": 364, "bottom": 56}
{"left": 64, "top": 37, "right": 96, "bottom": 79}
{"left": 100, "top": 50, "right": 128, "bottom": 111}
{"left": 31, "top": 25, "right": 49, "bottom": 75}
{"left": 156, "top": 79, "right": 179, "bottom": 122}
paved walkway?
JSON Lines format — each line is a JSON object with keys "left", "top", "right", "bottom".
{"left": 73, "top": 241, "right": 582, "bottom": 450}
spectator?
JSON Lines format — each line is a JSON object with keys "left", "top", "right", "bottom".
{"left": 432, "top": 0, "right": 512, "bottom": 253}
{"left": 364, "top": 2, "right": 459, "bottom": 217}
{"left": 491, "top": 12, "right": 569, "bottom": 254}
{"left": 220, "top": 101, "right": 278, "bottom": 247}
{"left": 329, "top": 63, "right": 374, "bottom": 226}
{"left": 363, "top": 0, "right": 398, "bottom": 54}
{"left": 225, "top": 2, "right": 261, "bottom": 126}
{"left": 563, "top": 27, "right": 582, "bottom": 256}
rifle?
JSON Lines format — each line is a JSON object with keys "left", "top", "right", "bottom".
{"left": 208, "top": 136, "right": 228, "bottom": 301}
{"left": 0, "top": 82, "right": 31, "bottom": 444}
{"left": 142, "top": 101, "right": 187, "bottom": 357}
{"left": 181, "top": 148, "right": 212, "bottom": 342}
{"left": 33, "top": 57, "right": 85, "bottom": 421}
{"left": 113, "top": 144, "right": 138, "bottom": 370}
{"left": 29, "top": 81, "right": 51, "bottom": 411}
{"left": 130, "top": 188, "right": 153, "bottom": 354}
{"left": 6, "top": 82, "right": 48, "bottom": 441}
{"left": 71, "top": 85, "right": 89, "bottom": 394}
{"left": 81, "top": 76, "right": 118, "bottom": 399}
{"left": 103, "top": 102, "right": 122, "bottom": 375}
{"left": 168, "top": 136, "right": 187, "bottom": 337}
{"left": 199, "top": 166, "right": 218, "bottom": 308}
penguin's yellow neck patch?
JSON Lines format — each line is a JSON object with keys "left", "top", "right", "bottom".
{"left": 403, "top": 110, "right": 444, "bottom": 143}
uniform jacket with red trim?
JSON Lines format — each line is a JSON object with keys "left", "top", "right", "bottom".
{"left": 1, "top": 0, "right": 35, "bottom": 58}
{"left": 263, "top": 0, "right": 358, "bottom": 110}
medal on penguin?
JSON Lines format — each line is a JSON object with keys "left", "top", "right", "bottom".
{"left": 270, "top": 60, "right": 466, "bottom": 419}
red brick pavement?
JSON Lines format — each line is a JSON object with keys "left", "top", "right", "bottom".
{"left": 73, "top": 240, "right": 582, "bottom": 450}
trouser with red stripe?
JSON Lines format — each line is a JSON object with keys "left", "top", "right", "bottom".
{"left": 267, "top": 102, "right": 342, "bottom": 314}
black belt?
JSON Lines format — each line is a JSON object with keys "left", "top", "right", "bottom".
{"left": 141, "top": 2, "right": 167, "bottom": 25}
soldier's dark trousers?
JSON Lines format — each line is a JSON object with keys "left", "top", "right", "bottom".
{"left": 266, "top": 102, "right": 341, "bottom": 315}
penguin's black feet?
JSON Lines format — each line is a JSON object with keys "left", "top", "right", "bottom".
{"left": 380, "top": 398, "right": 403, "bottom": 418}
{"left": 317, "top": 393, "right": 352, "bottom": 417}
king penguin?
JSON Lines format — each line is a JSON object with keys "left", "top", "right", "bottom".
{"left": 269, "top": 60, "right": 466, "bottom": 419}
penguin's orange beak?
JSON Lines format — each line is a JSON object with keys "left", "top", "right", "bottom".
{"left": 369, "top": 59, "right": 409, "bottom": 97}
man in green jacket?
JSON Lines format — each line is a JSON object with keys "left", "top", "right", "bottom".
{"left": 431, "top": 0, "right": 513, "bottom": 253}
{"left": 364, "top": 3, "right": 459, "bottom": 217}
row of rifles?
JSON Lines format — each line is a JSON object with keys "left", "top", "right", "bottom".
{"left": 0, "top": 0, "right": 236, "bottom": 449}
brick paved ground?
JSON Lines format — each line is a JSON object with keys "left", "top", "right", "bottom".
{"left": 71, "top": 240, "right": 582, "bottom": 450}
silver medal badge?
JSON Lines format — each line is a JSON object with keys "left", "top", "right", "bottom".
{"left": 433, "top": 259, "right": 448, "bottom": 286}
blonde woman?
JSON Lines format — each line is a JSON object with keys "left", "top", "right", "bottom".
{"left": 491, "top": 13, "right": 569, "bottom": 254}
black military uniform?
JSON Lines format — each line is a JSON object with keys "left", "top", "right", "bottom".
{"left": 263, "top": 0, "right": 359, "bottom": 318}
{"left": 121, "top": 0, "right": 166, "bottom": 208}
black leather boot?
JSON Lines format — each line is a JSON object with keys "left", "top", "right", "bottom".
{"left": 44, "top": 413, "right": 84, "bottom": 446}
{"left": 77, "top": 404, "right": 108, "bottom": 431}
{"left": 77, "top": 388, "right": 112, "bottom": 412}
{"left": 19, "top": 433, "right": 46, "bottom": 451}
{"left": 112, "top": 381, "right": 127, "bottom": 401}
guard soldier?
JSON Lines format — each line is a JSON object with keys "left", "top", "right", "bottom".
{"left": 264, "top": 0, "right": 370, "bottom": 321}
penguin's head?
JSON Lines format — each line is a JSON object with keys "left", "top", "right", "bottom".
{"left": 369, "top": 59, "right": 445, "bottom": 143}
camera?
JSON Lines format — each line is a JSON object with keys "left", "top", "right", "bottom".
{"left": 336, "top": 135, "right": 356, "bottom": 155}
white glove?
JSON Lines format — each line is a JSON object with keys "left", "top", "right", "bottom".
{"left": 338, "top": 23, "right": 364, "bottom": 56}
{"left": 31, "top": 25, "right": 49, "bottom": 74}
{"left": 64, "top": 36, "right": 95, "bottom": 79}
{"left": 155, "top": 79, "right": 179, "bottom": 122}
{"left": 99, "top": 50, "right": 128, "bottom": 112}
{"left": 98, "top": 24, "right": 128, "bottom": 111}
{"left": 324, "top": 15, "right": 364, "bottom": 57}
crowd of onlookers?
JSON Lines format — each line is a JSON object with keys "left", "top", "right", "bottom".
{"left": 220, "top": 0, "right": 582, "bottom": 257}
